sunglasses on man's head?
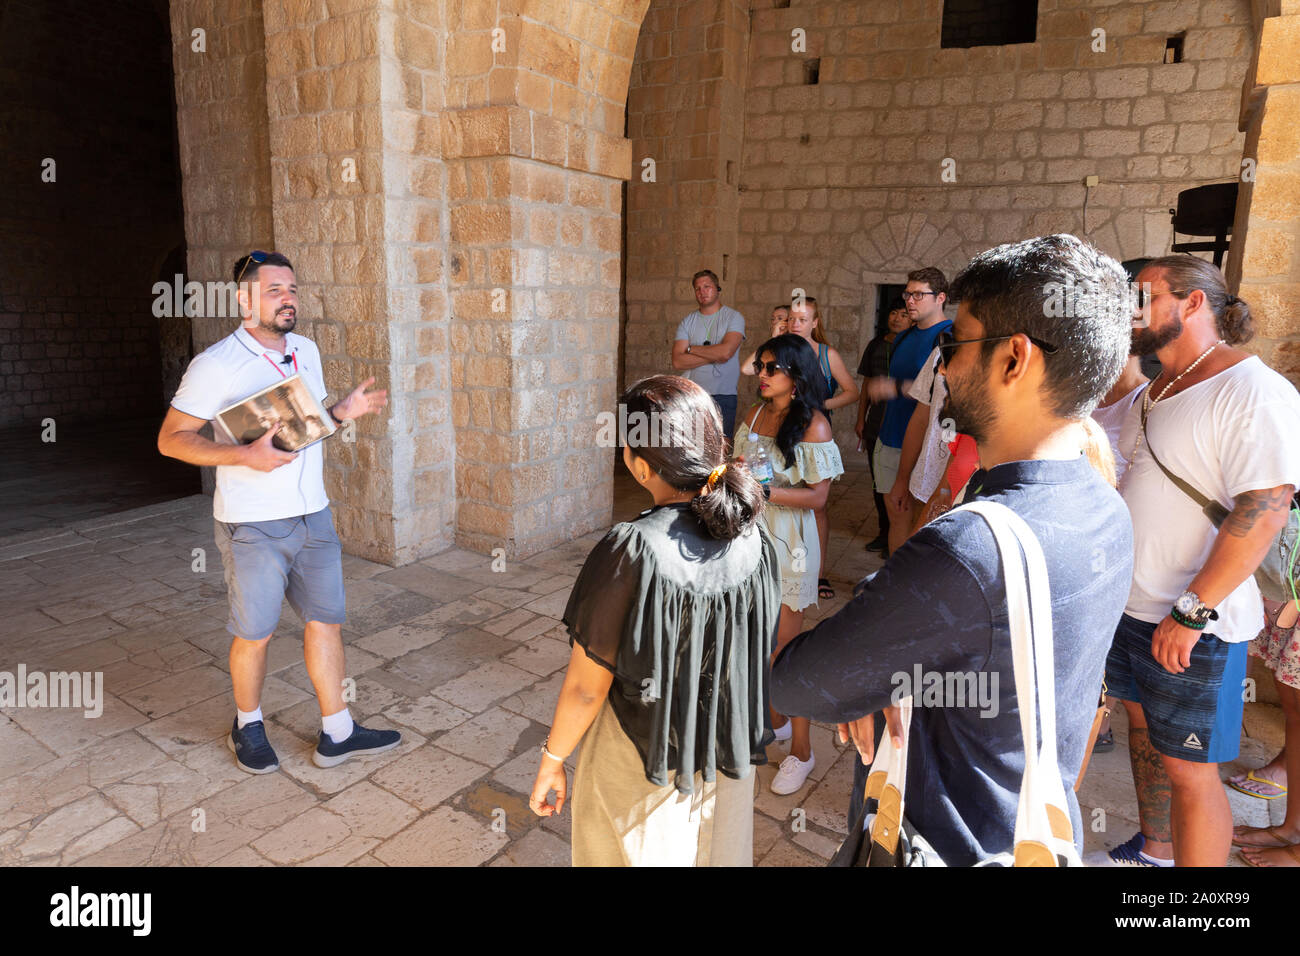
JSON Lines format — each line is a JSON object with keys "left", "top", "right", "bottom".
{"left": 936, "top": 330, "right": 1059, "bottom": 359}
{"left": 234, "top": 250, "right": 269, "bottom": 286}
{"left": 751, "top": 360, "right": 790, "bottom": 376}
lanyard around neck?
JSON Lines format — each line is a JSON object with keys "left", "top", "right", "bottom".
{"left": 262, "top": 351, "right": 298, "bottom": 379}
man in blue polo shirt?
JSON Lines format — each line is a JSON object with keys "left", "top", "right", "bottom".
{"left": 158, "top": 252, "right": 401, "bottom": 775}
{"left": 865, "top": 267, "right": 952, "bottom": 555}
{"left": 772, "top": 235, "right": 1135, "bottom": 865}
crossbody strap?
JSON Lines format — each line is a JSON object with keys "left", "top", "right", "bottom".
{"left": 1139, "top": 409, "right": 1230, "bottom": 527}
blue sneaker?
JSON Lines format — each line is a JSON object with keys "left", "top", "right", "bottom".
{"left": 1087, "top": 832, "right": 1174, "bottom": 867}
{"left": 228, "top": 718, "right": 280, "bottom": 774}
{"left": 312, "top": 722, "right": 401, "bottom": 768}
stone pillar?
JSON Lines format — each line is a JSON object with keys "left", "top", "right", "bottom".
{"left": 255, "top": 1, "right": 459, "bottom": 564}
{"left": 439, "top": 0, "right": 643, "bottom": 557}
{"left": 168, "top": 0, "right": 275, "bottom": 356}
{"left": 624, "top": 0, "right": 750, "bottom": 387}
{"left": 168, "top": 0, "right": 276, "bottom": 498}
{"left": 1226, "top": 2, "right": 1300, "bottom": 386}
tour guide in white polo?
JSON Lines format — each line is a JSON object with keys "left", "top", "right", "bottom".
{"left": 158, "top": 251, "right": 399, "bottom": 774}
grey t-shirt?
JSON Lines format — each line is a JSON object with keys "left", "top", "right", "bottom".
{"left": 675, "top": 306, "right": 746, "bottom": 396}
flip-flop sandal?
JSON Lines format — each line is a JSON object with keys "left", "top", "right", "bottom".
{"left": 1227, "top": 770, "right": 1288, "bottom": 800}
{"left": 818, "top": 578, "right": 834, "bottom": 600}
{"left": 1093, "top": 728, "right": 1114, "bottom": 753}
{"left": 1232, "top": 825, "right": 1296, "bottom": 849}
{"left": 1239, "top": 843, "right": 1300, "bottom": 868}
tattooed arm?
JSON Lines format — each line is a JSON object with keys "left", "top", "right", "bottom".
{"left": 1152, "top": 483, "right": 1295, "bottom": 673}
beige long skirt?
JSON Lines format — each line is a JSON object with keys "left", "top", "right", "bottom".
{"left": 571, "top": 700, "right": 755, "bottom": 867}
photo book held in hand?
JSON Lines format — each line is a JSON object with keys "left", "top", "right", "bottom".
{"left": 213, "top": 373, "right": 337, "bottom": 452}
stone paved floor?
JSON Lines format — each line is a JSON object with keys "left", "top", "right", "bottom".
{"left": 0, "top": 460, "right": 1284, "bottom": 866}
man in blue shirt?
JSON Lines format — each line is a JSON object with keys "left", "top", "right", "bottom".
{"left": 865, "top": 267, "right": 953, "bottom": 554}
{"left": 772, "top": 235, "right": 1135, "bottom": 865}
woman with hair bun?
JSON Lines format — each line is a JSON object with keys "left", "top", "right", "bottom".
{"left": 529, "top": 375, "right": 781, "bottom": 866}
{"left": 734, "top": 333, "right": 844, "bottom": 796}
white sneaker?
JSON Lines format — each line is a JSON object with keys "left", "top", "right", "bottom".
{"left": 770, "top": 753, "right": 815, "bottom": 795}
{"left": 1084, "top": 832, "right": 1174, "bottom": 867}
{"left": 772, "top": 719, "right": 792, "bottom": 743}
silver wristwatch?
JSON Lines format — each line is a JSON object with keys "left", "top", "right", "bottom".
{"left": 1172, "top": 590, "right": 1219, "bottom": 627}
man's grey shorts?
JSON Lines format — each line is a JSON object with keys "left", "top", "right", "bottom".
{"left": 213, "top": 506, "right": 346, "bottom": 640}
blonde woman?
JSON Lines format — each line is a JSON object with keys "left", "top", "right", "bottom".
{"left": 787, "top": 296, "right": 858, "bottom": 600}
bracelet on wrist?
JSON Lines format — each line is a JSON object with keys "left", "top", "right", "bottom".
{"left": 1169, "top": 607, "right": 1207, "bottom": 630}
{"left": 541, "top": 738, "right": 565, "bottom": 762}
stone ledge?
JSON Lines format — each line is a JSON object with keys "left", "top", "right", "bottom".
{"left": 441, "top": 105, "right": 632, "bottom": 181}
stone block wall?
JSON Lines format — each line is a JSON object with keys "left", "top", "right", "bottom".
{"left": 440, "top": 0, "right": 641, "bottom": 557}
{"left": 260, "top": 0, "right": 402, "bottom": 560}
{"left": 626, "top": 0, "right": 1267, "bottom": 445}
{"left": 0, "top": 0, "right": 185, "bottom": 427}
{"left": 623, "top": 0, "right": 750, "bottom": 389}
{"left": 169, "top": 0, "right": 275, "bottom": 357}
{"left": 1226, "top": 2, "right": 1300, "bottom": 383}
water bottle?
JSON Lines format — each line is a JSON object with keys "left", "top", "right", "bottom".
{"left": 751, "top": 442, "right": 774, "bottom": 485}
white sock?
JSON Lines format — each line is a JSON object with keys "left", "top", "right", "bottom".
{"left": 236, "top": 706, "right": 263, "bottom": 729}
{"left": 322, "top": 707, "right": 354, "bottom": 744}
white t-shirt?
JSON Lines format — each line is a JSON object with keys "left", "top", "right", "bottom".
{"left": 1119, "top": 356, "right": 1300, "bottom": 642}
{"left": 675, "top": 306, "right": 746, "bottom": 396}
{"left": 171, "top": 327, "right": 331, "bottom": 523}
{"left": 905, "top": 347, "right": 950, "bottom": 502}
{"left": 1091, "top": 381, "right": 1147, "bottom": 483}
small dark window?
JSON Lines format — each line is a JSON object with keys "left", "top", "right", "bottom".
{"left": 1164, "top": 33, "right": 1184, "bottom": 64}
{"left": 774, "top": 0, "right": 790, "bottom": 7}
{"left": 803, "top": 58, "right": 820, "bottom": 84}
{"left": 941, "top": 0, "right": 1037, "bottom": 48}
{"left": 722, "top": 254, "right": 730, "bottom": 281}
{"left": 725, "top": 160, "right": 736, "bottom": 185}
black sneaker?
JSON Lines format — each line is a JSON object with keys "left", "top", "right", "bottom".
{"left": 865, "top": 534, "right": 888, "bottom": 553}
{"left": 228, "top": 718, "right": 280, "bottom": 774}
{"left": 313, "top": 722, "right": 401, "bottom": 768}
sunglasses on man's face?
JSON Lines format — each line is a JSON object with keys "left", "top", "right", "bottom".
{"left": 751, "top": 360, "right": 790, "bottom": 376}
{"left": 936, "top": 330, "right": 1059, "bottom": 360}
{"left": 1134, "top": 287, "right": 1188, "bottom": 310}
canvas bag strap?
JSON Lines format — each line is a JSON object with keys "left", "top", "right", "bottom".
{"left": 863, "top": 696, "right": 912, "bottom": 857}
{"left": 1140, "top": 408, "right": 1229, "bottom": 527}
{"left": 958, "top": 501, "right": 1079, "bottom": 866}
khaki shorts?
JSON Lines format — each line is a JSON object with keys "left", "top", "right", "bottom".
{"left": 872, "top": 438, "right": 902, "bottom": 495}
